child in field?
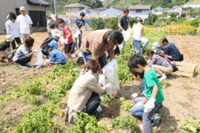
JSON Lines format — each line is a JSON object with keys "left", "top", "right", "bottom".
{"left": 13, "top": 37, "right": 35, "bottom": 69}
{"left": 57, "top": 18, "right": 74, "bottom": 59}
{"left": 129, "top": 70, "right": 162, "bottom": 127}
{"left": 45, "top": 47, "right": 67, "bottom": 67}
{"left": 128, "top": 54, "right": 164, "bottom": 132}
{"left": 50, "top": 23, "right": 59, "bottom": 37}
{"left": 0, "top": 35, "right": 14, "bottom": 62}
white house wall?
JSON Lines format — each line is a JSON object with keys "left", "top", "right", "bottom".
{"left": 129, "top": 10, "right": 151, "bottom": 20}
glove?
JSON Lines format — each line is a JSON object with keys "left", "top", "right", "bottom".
{"left": 111, "top": 59, "right": 118, "bottom": 70}
{"left": 106, "top": 83, "right": 112, "bottom": 90}
{"left": 135, "top": 102, "right": 142, "bottom": 106}
{"left": 99, "top": 74, "right": 106, "bottom": 86}
{"left": 130, "top": 93, "right": 138, "bottom": 99}
{"left": 144, "top": 98, "right": 156, "bottom": 113}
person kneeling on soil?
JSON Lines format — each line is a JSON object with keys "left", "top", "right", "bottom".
{"left": 41, "top": 33, "right": 61, "bottom": 59}
{"left": 45, "top": 47, "right": 67, "bottom": 67}
{"left": 0, "top": 35, "right": 15, "bottom": 62}
{"left": 65, "top": 60, "right": 112, "bottom": 124}
{"left": 147, "top": 50, "right": 173, "bottom": 81}
{"left": 13, "top": 37, "right": 35, "bottom": 69}
{"left": 129, "top": 70, "right": 162, "bottom": 127}
{"left": 128, "top": 54, "right": 165, "bottom": 132}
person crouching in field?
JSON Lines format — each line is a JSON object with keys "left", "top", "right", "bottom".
{"left": 41, "top": 33, "right": 61, "bottom": 59}
{"left": 0, "top": 35, "right": 15, "bottom": 62}
{"left": 128, "top": 54, "right": 165, "bottom": 132}
{"left": 146, "top": 50, "right": 173, "bottom": 81}
{"left": 45, "top": 47, "right": 67, "bottom": 67}
{"left": 129, "top": 70, "right": 162, "bottom": 127}
{"left": 13, "top": 37, "right": 35, "bottom": 69}
{"left": 65, "top": 59, "right": 112, "bottom": 123}
{"left": 50, "top": 22, "right": 59, "bottom": 37}
{"left": 57, "top": 18, "right": 74, "bottom": 59}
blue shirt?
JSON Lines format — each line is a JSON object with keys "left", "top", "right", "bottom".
{"left": 75, "top": 18, "right": 85, "bottom": 29}
{"left": 161, "top": 43, "right": 182, "bottom": 61}
{"left": 49, "top": 49, "right": 67, "bottom": 65}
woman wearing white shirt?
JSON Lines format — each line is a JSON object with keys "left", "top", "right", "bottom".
{"left": 132, "top": 17, "right": 144, "bottom": 55}
{"left": 5, "top": 12, "right": 21, "bottom": 50}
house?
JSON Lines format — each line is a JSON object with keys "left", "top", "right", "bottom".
{"left": 167, "top": 6, "right": 183, "bottom": 18}
{"left": 0, "top": 0, "right": 50, "bottom": 34}
{"left": 154, "top": 6, "right": 164, "bottom": 12}
{"left": 64, "top": 3, "right": 91, "bottom": 13}
{"left": 99, "top": 8, "right": 123, "bottom": 16}
{"left": 183, "top": 3, "right": 200, "bottom": 8}
{"left": 77, "top": 9, "right": 98, "bottom": 15}
{"left": 129, "top": 5, "right": 152, "bottom": 20}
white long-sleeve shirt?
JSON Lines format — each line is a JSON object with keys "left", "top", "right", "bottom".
{"left": 5, "top": 20, "right": 20, "bottom": 38}
{"left": 16, "top": 14, "right": 33, "bottom": 34}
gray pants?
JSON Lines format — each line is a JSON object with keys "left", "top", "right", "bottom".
{"left": 142, "top": 102, "right": 162, "bottom": 133}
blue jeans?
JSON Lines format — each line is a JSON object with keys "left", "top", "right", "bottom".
{"left": 130, "top": 97, "right": 145, "bottom": 119}
{"left": 143, "top": 102, "right": 162, "bottom": 133}
{"left": 132, "top": 38, "right": 142, "bottom": 55}
{"left": 82, "top": 52, "right": 108, "bottom": 69}
{"left": 142, "top": 40, "right": 149, "bottom": 54}
{"left": 74, "top": 30, "right": 82, "bottom": 49}
{"left": 85, "top": 92, "right": 101, "bottom": 115}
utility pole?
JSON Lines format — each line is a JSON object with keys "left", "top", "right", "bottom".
{"left": 54, "top": 0, "right": 58, "bottom": 20}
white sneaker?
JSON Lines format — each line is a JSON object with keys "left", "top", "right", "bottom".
{"left": 18, "top": 65, "right": 27, "bottom": 69}
{"left": 159, "top": 74, "right": 167, "bottom": 81}
{"left": 96, "top": 105, "right": 103, "bottom": 113}
{"left": 26, "top": 63, "right": 33, "bottom": 67}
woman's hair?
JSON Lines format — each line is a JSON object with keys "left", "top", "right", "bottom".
{"left": 57, "top": 18, "right": 65, "bottom": 24}
{"left": 161, "top": 38, "right": 168, "bottom": 43}
{"left": 50, "top": 22, "right": 57, "bottom": 29}
{"left": 8, "top": 12, "right": 16, "bottom": 20}
{"left": 25, "top": 37, "right": 34, "bottom": 48}
{"left": 84, "top": 59, "right": 99, "bottom": 73}
{"left": 146, "top": 50, "right": 155, "bottom": 56}
{"left": 103, "top": 30, "right": 124, "bottom": 45}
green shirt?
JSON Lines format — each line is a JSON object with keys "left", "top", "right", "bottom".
{"left": 144, "top": 68, "right": 165, "bottom": 104}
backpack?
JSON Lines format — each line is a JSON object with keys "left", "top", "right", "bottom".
{"left": 40, "top": 36, "right": 56, "bottom": 49}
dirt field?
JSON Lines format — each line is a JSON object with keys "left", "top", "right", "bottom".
{"left": 0, "top": 32, "right": 199, "bottom": 132}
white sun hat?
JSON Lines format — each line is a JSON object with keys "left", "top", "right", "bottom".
{"left": 6, "top": 35, "right": 14, "bottom": 42}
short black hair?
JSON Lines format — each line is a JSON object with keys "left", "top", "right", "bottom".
{"left": 9, "top": 12, "right": 16, "bottom": 20}
{"left": 146, "top": 50, "right": 155, "bottom": 56}
{"left": 109, "top": 30, "right": 124, "bottom": 45}
{"left": 128, "top": 54, "right": 147, "bottom": 70}
{"left": 80, "top": 12, "right": 85, "bottom": 17}
{"left": 161, "top": 38, "right": 168, "bottom": 43}
{"left": 130, "top": 69, "right": 144, "bottom": 79}
{"left": 25, "top": 37, "right": 34, "bottom": 48}
{"left": 57, "top": 18, "right": 65, "bottom": 24}
{"left": 123, "top": 9, "right": 129, "bottom": 13}
{"left": 49, "top": 22, "right": 57, "bottom": 29}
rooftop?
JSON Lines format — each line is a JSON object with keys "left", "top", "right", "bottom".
{"left": 27, "top": 0, "right": 50, "bottom": 6}
{"left": 129, "top": 5, "right": 152, "bottom": 10}
{"left": 64, "top": 3, "right": 91, "bottom": 8}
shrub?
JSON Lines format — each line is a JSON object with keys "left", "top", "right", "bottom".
{"left": 105, "top": 17, "right": 119, "bottom": 30}
{"left": 191, "top": 18, "right": 200, "bottom": 28}
{"left": 90, "top": 18, "right": 105, "bottom": 30}
{"left": 153, "top": 21, "right": 167, "bottom": 27}
{"left": 177, "top": 17, "right": 187, "bottom": 24}
{"left": 144, "top": 14, "right": 158, "bottom": 25}
{"left": 129, "top": 17, "right": 137, "bottom": 27}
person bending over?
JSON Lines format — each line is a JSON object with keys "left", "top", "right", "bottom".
{"left": 13, "top": 37, "right": 35, "bottom": 69}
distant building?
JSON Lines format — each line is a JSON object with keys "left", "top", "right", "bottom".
{"left": 129, "top": 5, "right": 152, "bottom": 20}
{"left": 77, "top": 9, "right": 98, "bottom": 15}
{"left": 154, "top": 6, "right": 164, "bottom": 12}
{"left": 64, "top": 3, "right": 91, "bottom": 13}
{"left": 99, "top": 8, "right": 123, "bottom": 16}
{"left": 167, "top": 6, "right": 183, "bottom": 18}
{"left": 183, "top": 3, "right": 200, "bottom": 8}
{"left": 0, "top": 0, "right": 50, "bottom": 34}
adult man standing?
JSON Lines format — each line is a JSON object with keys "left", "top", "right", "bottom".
{"left": 117, "top": 9, "right": 130, "bottom": 53}
{"left": 17, "top": 6, "right": 33, "bottom": 44}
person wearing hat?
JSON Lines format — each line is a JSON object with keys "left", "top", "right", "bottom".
{"left": 16, "top": 6, "right": 33, "bottom": 44}
{"left": 5, "top": 12, "right": 21, "bottom": 50}
{"left": 132, "top": 17, "right": 144, "bottom": 55}
{"left": 41, "top": 33, "right": 61, "bottom": 58}
{"left": 0, "top": 35, "right": 15, "bottom": 62}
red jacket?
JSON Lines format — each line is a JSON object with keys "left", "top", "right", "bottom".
{"left": 62, "top": 26, "right": 73, "bottom": 44}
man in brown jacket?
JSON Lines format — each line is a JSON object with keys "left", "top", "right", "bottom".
{"left": 81, "top": 29, "right": 124, "bottom": 74}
